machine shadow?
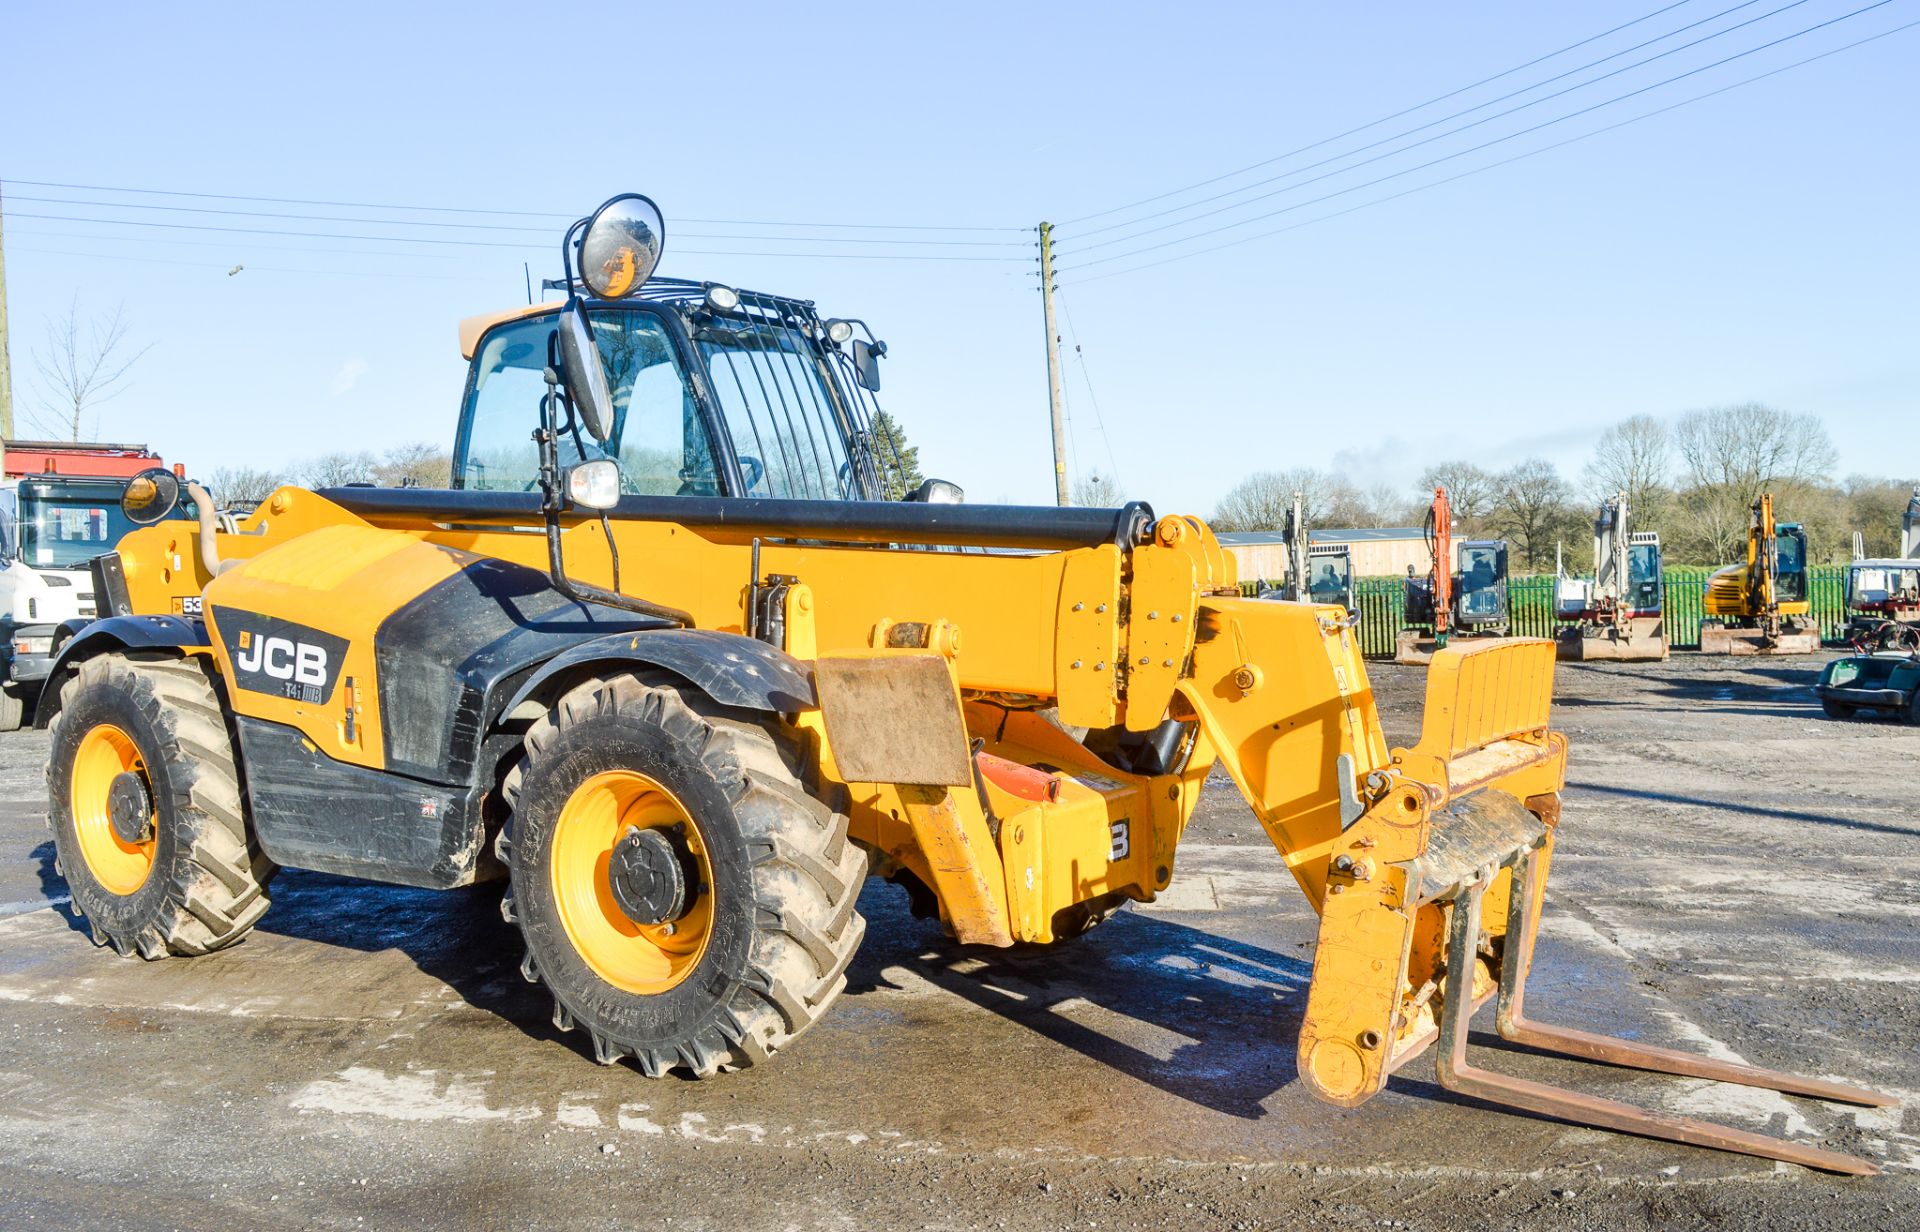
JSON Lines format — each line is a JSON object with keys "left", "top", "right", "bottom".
{"left": 95, "top": 858, "right": 1317, "bottom": 1112}
{"left": 847, "top": 883, "right": 1313, "bottom": 1120}
{"left": 32, "top": 839, "right": 87, "bottom": 934}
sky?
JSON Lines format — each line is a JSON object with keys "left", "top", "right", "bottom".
{"left": 1, "top": 1, "right": 1915, "bottom": 515}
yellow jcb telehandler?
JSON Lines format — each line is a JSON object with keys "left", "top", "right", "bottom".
{"left": 39, "top": 196, "right": 1890, "bottom": 1173}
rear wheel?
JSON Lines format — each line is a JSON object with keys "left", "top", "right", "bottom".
{"left": 0, "top": 684, "right": 22, "bottom": 732}
{"left": 1821, "top": 698, "right": 1856, "bottom": 720}
{"left": 1907, "top": 689, "right": 1920, "bottom": 726}
{"left": 47, "top": 654, "right": 275, "bottom": 958}
{"left": 499, "top": 672, "right": 867, "bottom": 1077}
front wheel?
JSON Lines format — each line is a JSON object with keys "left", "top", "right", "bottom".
{"left": 499, "top": 672, "right": 867, "bottom": 1077}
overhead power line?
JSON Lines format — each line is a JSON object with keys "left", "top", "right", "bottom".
{"left": 1058, "top": 0, "right": 1705, "bottom": 227}
{"left": 1061, "top": 0, "right": 1823, "bottom": 259}
{"left": 1058, "top": 0, "right": 1898, "bottom": 273}
{"left": 2, "top": 194, "right": 1031, "bottom": 247}
{"left": 6, "top": 245, "right": 489, "bottom": 281}
{"left": 5, "top": 213, "right": 1031, "bottom": 261}
{"left": 1065, "top": 0, "right": 1785, "bottom": 244}
{"left": 3, "top": 179, "right": 1030, "bottom": 232}
{"left": 1060, "top": 15, "right": 1919, "bottom": 287}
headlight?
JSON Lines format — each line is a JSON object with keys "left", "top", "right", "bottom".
{"left": 705, "top": 284, "right": 741, "bottom": 312}
{"left": 824, "top": 318, "right": 854, "bottom": 345}
{"left": 13, "top": 637, "right": 52, "bottom": 657}
{"left": 565, "top": 459, "right": 623, "bottom": 511}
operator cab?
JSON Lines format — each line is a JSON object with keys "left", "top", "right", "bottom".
{"left": 1305, "top": 548, "right": 1355, "bottom": 614}
{"left": 1455, "top": 540, "right": 1509, "bottom": 630}
{"left": 1773, "top": 524, "right": 1809, "bottom": 603}
{"left": 455, "top": 280, "right": 927, "bottom": 506}
{"left": 1626, "top": 533, "right": 1663, "bottom": 615}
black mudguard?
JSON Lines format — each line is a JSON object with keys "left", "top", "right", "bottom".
{"left": 34, "top": 614, "right": 209, "bottom": 728}
{"left": 500, "top": 627, "right": 816, "bottom": 718}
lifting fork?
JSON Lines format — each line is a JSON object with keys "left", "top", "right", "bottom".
{"left": 1434, "top": 852, "right": 1896, "bottom": 1176}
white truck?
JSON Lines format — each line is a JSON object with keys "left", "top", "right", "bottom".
{"left": 1, "top": 443, "right": 175, "bottom": 729}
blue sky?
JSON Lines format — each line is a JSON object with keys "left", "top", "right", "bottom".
{"left": 2, "top": 1, "right": 1914, "bottom": 513}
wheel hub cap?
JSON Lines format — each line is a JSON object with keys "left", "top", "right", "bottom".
{"left": 608, "top": 825, "right": 689, "bottom": 926}
{"left": 107, "top": 771, "right": 155, "bottom": 845}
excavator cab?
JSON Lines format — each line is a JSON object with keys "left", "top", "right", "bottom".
{"left": 1773, "top": 523, "right": 1809, "bottom": 603}
{"left": 1454, "top": 540, "right": 1509, "bottom": 631}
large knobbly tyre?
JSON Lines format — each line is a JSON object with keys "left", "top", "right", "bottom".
{"left": 47, "top": 654, "right": 275, "bottom": 958}
{"left": 500, "top": 672, "right": 868, "bottom": 1078}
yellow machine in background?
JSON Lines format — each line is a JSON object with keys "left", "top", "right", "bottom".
{"left": 36, "top": 196, "right": 1889, "bottom": 1174}
{"left": 1702, "top": 493, "right": 1819, "bottom": 655}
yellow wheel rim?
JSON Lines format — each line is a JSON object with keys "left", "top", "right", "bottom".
{"left": 69, "top": 724, "right": 157, "bottom": 896}
{"left": 550, "top": 770, "right": 713, "bottom": 995}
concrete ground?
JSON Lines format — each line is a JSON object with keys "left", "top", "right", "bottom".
{"left": 1, "top": 653, "right": 1914, "bottom": 1230}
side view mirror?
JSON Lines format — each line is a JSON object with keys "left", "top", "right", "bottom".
{"left": 909, "top": 478, "right": 964, "bottom": 504}
{"left": 852, "top": 338, "right": 885, "bottom": 393}
{"left": 121, "top": 467, "right": 181, "bottom": 526}
{"left": 556, "top": 299, "right": 613, "bottom": 444}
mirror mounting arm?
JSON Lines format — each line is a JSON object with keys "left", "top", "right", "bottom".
{"left": 534, "top": 365, "right": 692, "bottom": 629}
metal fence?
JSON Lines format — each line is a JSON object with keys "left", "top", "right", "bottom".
{"left": 1242, "top": 566, "right": 1854, "bottom": 659}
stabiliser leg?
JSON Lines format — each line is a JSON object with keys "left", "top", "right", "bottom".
{"left": 1433, "top": 861, "right": 1890, "bottom": 1176}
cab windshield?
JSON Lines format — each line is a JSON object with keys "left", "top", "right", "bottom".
{"left": 1628, "top": 543, "right": 1661, "bottom": 608}
{"left": 1459, "top": 545, "right": 1502, "bottom": 592}
{"left": 17, "top": 484, "right": 139, "bottom": 568}
{"left": 1307, "top": 555, "right": 1350, "bottom": 602}
{"left": 457, "top": 308, "right": 719, "bottom": 496}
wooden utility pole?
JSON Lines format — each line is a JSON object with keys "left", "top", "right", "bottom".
{"left": 1038, "top": 221, "right": 1068, "bottom": 506}
{"left": 0, "top": 178, "right": 13, "bottom": 475}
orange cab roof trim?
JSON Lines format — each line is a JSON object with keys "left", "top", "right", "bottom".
{"left": 458, "top": 302, "right": 559, "bottom": 360}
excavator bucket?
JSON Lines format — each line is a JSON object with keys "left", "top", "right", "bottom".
{"left": 1181, "top": 620, "right": 1892, "bottom": 1174}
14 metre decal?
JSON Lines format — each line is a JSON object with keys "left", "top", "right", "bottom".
{"left": 211, "top": 607, "right": 349, "bottom": 704}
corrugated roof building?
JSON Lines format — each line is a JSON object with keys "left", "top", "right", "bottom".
{"left": 1217, "top": 527, "right": 1431, "bottom": 583}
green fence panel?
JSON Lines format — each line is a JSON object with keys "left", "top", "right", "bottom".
{"left": 1226, "top": 564, "right": 1849, "bottom": 660}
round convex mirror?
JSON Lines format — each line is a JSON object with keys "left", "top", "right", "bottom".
{"left": 579, "top": 194, "right": 665, "bottom": 299}
{"left": 121, "top": 467, "right": 182, "bottom": 526}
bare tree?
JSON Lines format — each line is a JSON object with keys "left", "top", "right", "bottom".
{"left": 1415, "top": 461, "right": 1497, "bottom": 530}
{"left": 206, "top": 466, "right": 286, "bottom": 506}
{"left": 1583, "top": 415, "right": 1671, "bottom": 517}
{"left": 295, "top": 451, "right": 379, "bottom": 488}
{"left": 1070, "top": 470, "right": 1120, "bottom": 507}
{"left": 1212, "top": 468, "right": 1331, "bottom": 532}
{"left": 1488, "top": 458, "right": 1578, "bottom": 571}
{"left": 1672, "top": 404, "right": 1836, "bottom": 562}
{"left": 373, "top": 442, "right": 454, "bottom": 488}
{"left": 29, "top": 297, "right": 152, "bottom": 440}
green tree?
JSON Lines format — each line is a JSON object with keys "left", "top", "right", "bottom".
{"left": 870, "top": 410, "right": 923, "bottom": 501}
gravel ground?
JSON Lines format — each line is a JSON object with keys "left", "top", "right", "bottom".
{"left": 0, "top": 650, "right": 1914, "bottom": 1230}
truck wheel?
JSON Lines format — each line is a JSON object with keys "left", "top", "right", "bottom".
{"left": 0, "top": 684, "right": 23, "bottom": 733}
{"left": 1821, "top": 699, "right": 1856, "bottom": 720}
{"left": 499, "top": 672, "right": 868, "bottom": 1078}
{"left": 47, "top": 654, "right": 275, "bottom": 958}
